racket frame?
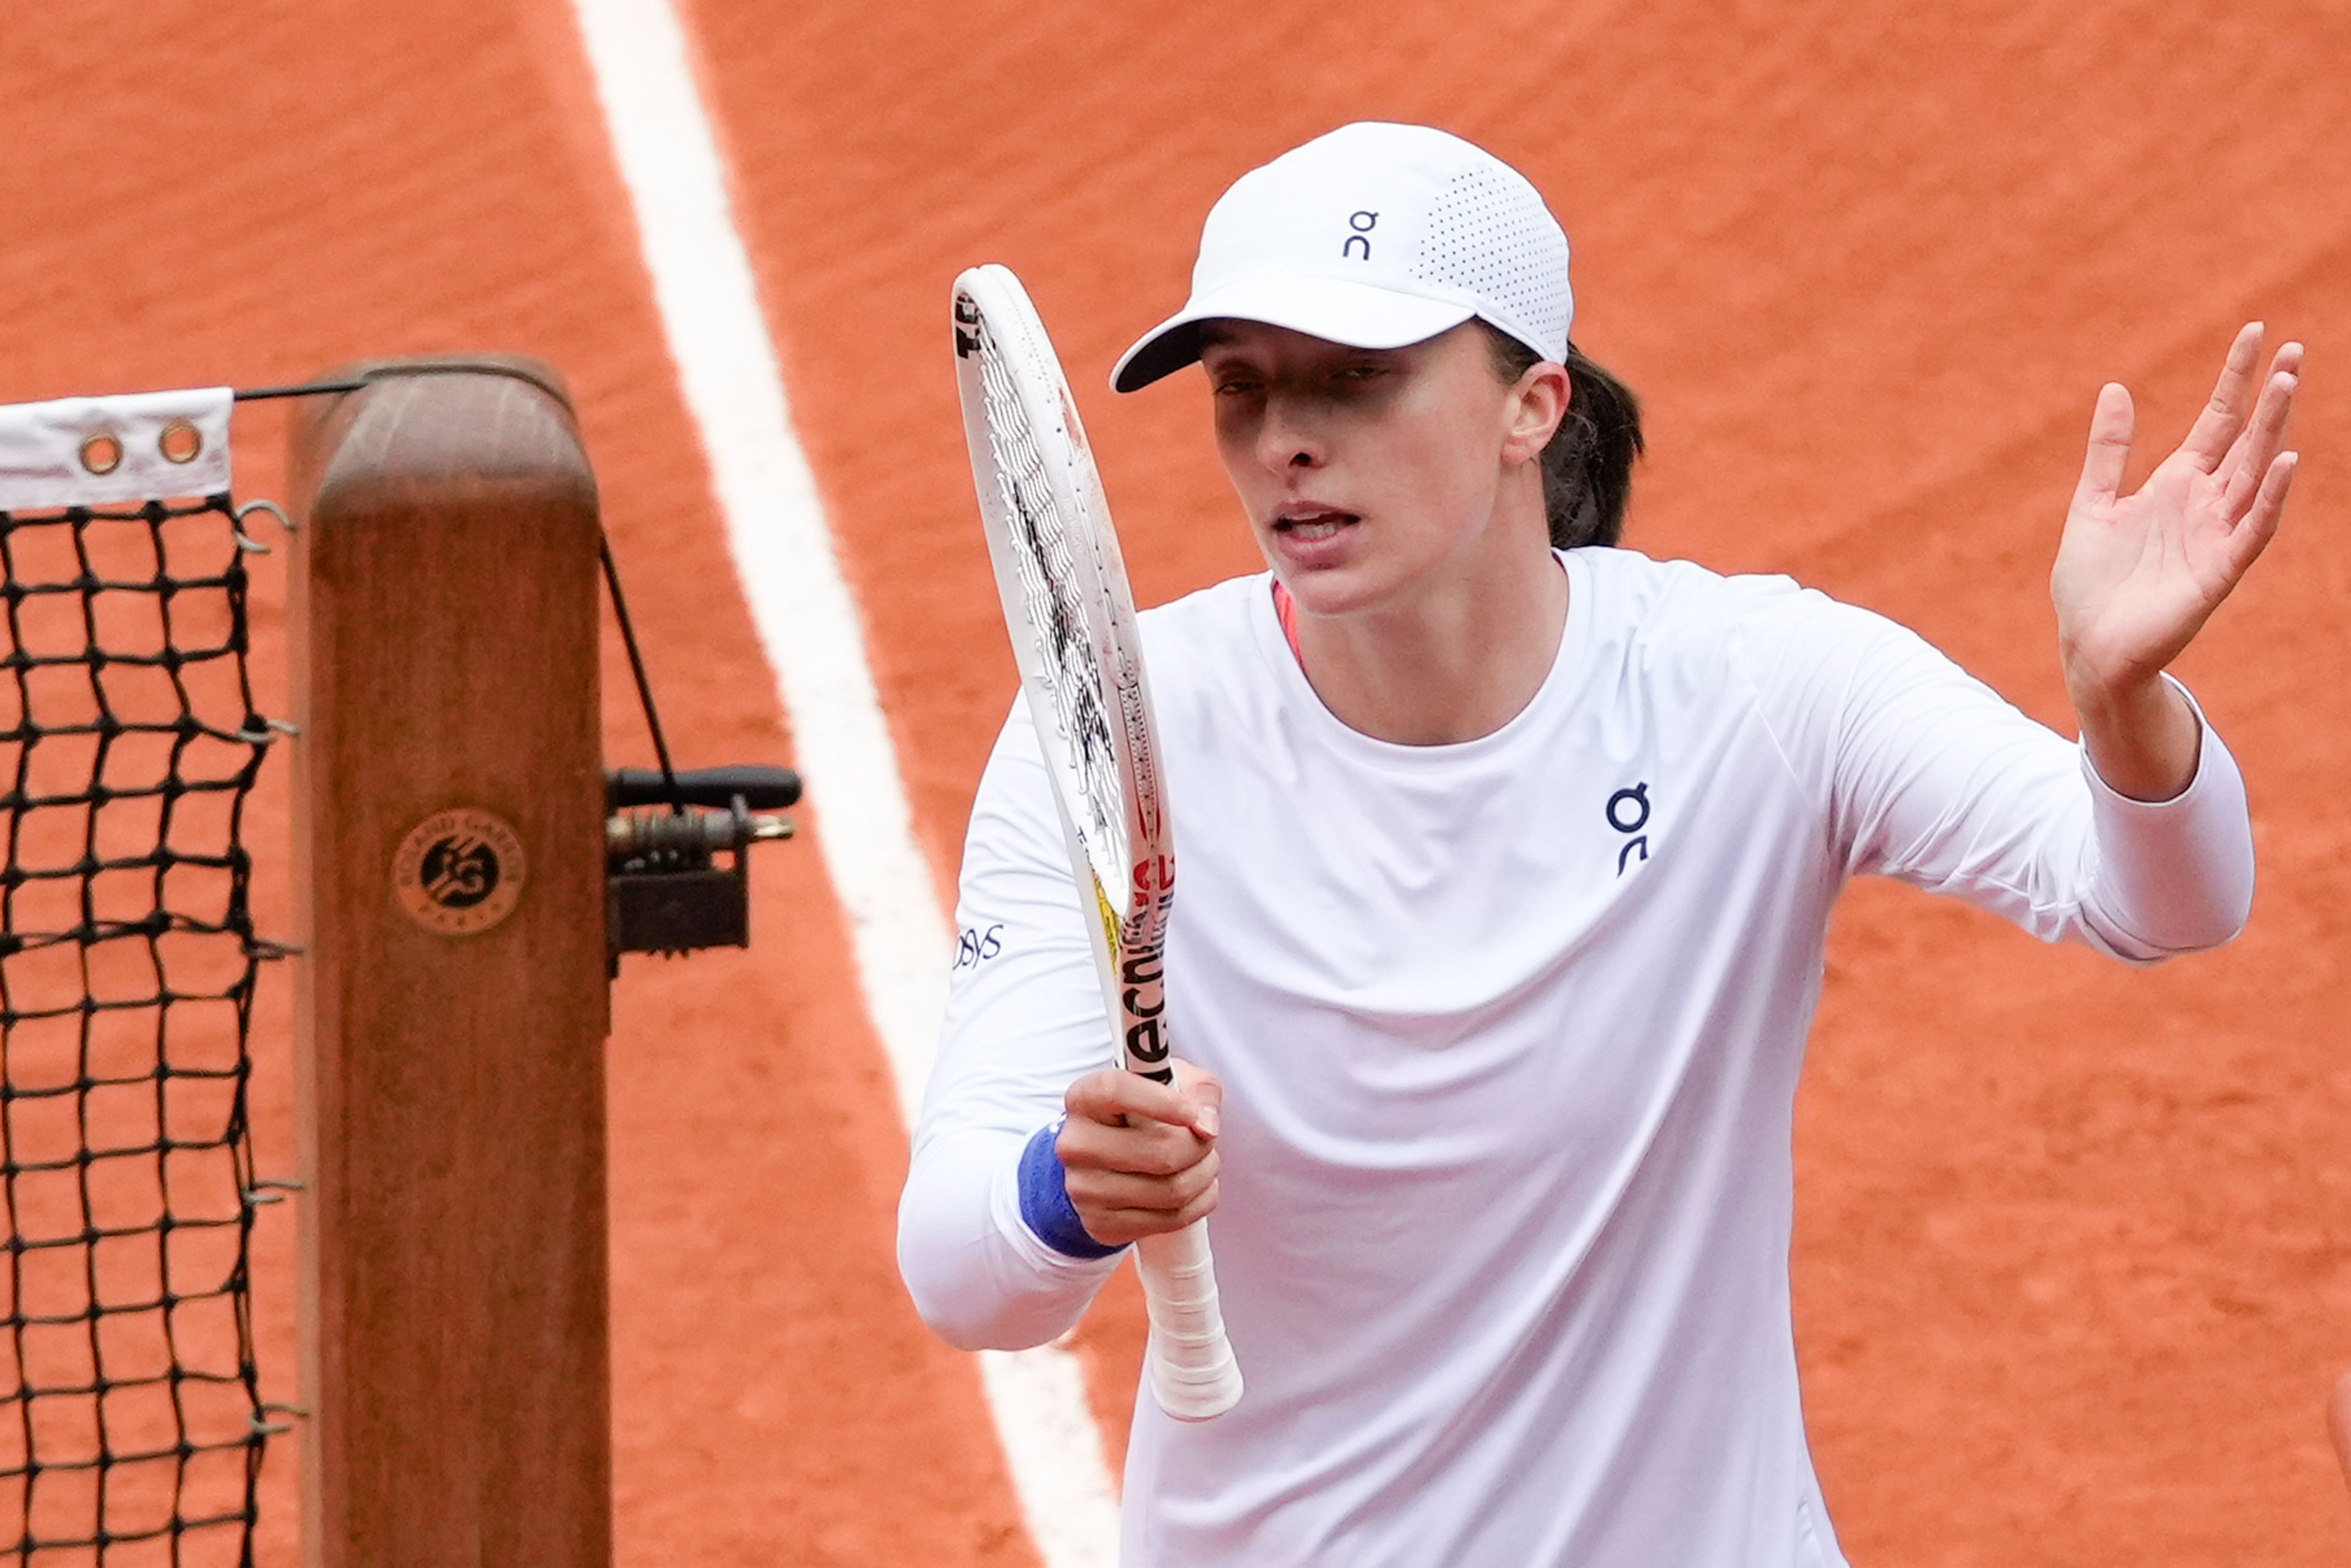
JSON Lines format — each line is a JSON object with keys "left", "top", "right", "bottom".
{"left": 952, "top": 264, "right": 1172, "bottom": 1081}
{"left": 951, "top": 263, "right": 1241, "bottom": 1421}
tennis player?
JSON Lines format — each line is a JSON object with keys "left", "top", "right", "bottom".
{"left": 899, "top": 122, "right": 2300, "bottom": 1566}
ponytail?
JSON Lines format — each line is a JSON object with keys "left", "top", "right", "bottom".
{"left": 1485, "top": 328, "right": 1644, "bottom": 549}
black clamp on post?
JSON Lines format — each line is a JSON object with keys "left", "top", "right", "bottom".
{"left": 606, "top": 765, "right": 800, "bottom": 970}
{"left": 594, "top": 522, "right": 804, "bottom": 974}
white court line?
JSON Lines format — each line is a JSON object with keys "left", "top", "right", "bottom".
{"left": 566, "top": 3, "right": 1121, "bottom": 1564}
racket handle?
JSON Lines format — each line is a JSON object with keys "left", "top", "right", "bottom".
{"left": 1134, "top": 1218, "right": 1242, "bottom": 1420}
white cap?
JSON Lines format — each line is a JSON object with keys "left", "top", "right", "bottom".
{"left": 1111, "top": 122, "right": 1572, "bottom": 393}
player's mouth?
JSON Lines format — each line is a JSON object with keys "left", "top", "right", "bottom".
{"left": 1270, "top": 504, "right": 1359, "bottom": 542}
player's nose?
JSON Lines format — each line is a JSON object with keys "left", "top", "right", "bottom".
{"left": 1254, "top": 394, "right": 1325, "bottom": 473}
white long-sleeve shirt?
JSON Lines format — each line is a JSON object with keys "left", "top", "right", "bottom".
{"left": 899, "top": 547, "right": 2254, "bottom": 1568}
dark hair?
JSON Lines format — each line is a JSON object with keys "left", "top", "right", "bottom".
{"left": 1483, "top": 327, "right": 1644, "bottom": 549}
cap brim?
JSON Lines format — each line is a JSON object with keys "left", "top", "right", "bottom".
{"left": 1109, "top": 274, "right": 1477, "bottom": 393}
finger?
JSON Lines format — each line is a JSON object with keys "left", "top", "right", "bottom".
{"left": 2071, "top": 383, "right": 2135, "bottom": 513}
{"left": 1068, "top": 1149, "right": 1220, "bottom": 1214}
{"left": 1057, "top": 1112, "right": 1213, "bottom": 1178}
{"left": 2221, "top": 452, "right": 2297, "bottom": 579}
{"left": 2219, "top": 367, "right": 2297, "bottom": 523}
{"left": 1171, "top": 1060, "right": 1224, "bottom": 1138}
{"left": 1082, "top": 1182, "right": 1221, "bottom": 1247}
{"left": 2178, "top": 321, "right": 2263, "bottom": 472}
{"left": 1163, "top": 1181, "right": 1221, "bottom": 1231}
{"left": 2225, "top": 338, "right": 2311, "bottom": 478}
{"left": 1066, "top": 1067, "right": 1210, "bottom": 1133}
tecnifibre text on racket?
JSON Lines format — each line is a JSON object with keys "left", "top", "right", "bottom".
{"left": 951, "top": 263, "right": 1242, "bottom": 1422}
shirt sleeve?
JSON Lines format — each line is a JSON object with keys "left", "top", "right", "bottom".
{"left": 1737, "top": 585, "right": 2254, "bottom": 961}
{"left": 896, "top": 699, "right": 1128, "bottom": 1351}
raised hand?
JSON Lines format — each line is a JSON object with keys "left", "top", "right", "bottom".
{"left": 2053, "top": 323, "right": 2301, "bottom": 695}
{"left": 2050, "top": 324, "right": 2301, "bottom": 799}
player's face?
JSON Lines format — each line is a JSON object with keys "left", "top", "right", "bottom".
{"left": 1199, "top": 320, "right": 1533, "bottom": 618}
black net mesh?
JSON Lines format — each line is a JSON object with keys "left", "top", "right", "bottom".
{"left": 0, "top": 493, "right": 271, "bottom": 1564}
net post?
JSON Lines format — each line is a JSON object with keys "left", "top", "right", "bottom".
{"left": 285, "top": 359, "right": 610, "bottom": 1568}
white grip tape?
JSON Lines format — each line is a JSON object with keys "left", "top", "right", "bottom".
{"left": 1134, "top": 1219, "right": 1242, "bottom": 1420}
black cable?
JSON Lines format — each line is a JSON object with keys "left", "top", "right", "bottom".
{"left": 230, "top": 380, "right": 368, "bottom": 402}
{"left": 598, "top": 535, "right": 684, "bottom": 816}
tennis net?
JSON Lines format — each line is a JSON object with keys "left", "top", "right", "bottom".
{"left": 0, "top": 389, "right": 276, "bottom": 1564}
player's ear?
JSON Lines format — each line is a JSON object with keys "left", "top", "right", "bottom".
{"left": 1502, "top": 360, "right": 1570, "bottom": 467}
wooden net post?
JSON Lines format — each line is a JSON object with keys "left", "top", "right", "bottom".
{"left": 285, "top": 361, "right": 610, "bottom": 1568}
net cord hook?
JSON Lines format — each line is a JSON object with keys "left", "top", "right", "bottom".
{"left": 232, "top": 498, "right": 295, "bottom": 551}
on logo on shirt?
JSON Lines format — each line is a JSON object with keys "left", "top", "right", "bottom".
{"left": 1608, "top": 782, "right": 1651, "bottom": 876}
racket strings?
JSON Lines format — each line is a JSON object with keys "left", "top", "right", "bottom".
{"left": 973, "top": 329, "right": 1131, "bottom": 877}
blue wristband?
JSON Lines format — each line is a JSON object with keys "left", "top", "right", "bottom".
{"left": 1018, "top": 1120, "right": 1127, "bottom": 1260}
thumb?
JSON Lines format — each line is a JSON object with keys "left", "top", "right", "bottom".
{"left": 2070, "top": 382, "right": 2134, "bottom": 516}
{"left": 2330, "top": 1370, "right": 2351, "bottom": 1497}
{"left": 1171, "top": 1059, "right": 1224, "bottom": 1139}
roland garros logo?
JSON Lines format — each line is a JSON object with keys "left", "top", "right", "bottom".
{"left": 392, "top": 808, "right": 527, "bottom": 936}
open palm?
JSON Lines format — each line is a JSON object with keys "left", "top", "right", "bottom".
{"left": 2052, "top": 323, "right": 2301, "bottom": 697}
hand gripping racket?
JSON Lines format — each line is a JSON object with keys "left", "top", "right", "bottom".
{"left": 951, "top": 263, "right": 1242, "bottom": 1422}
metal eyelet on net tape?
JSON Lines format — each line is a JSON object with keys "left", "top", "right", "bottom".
{"left": 158, "top": 417, "right": 204, "bottom": 464}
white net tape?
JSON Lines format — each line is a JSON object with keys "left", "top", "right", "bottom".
{"left": 0, "top": 388, "right": 234, "bottom": 512}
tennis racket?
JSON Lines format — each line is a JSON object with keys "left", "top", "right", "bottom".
{"left": 950, "top": 263, "right": 1242, "bottom": 1422}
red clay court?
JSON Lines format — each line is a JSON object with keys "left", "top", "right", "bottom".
{"left": 2, "top": 1, "right": 2346, "bottom": 1563}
